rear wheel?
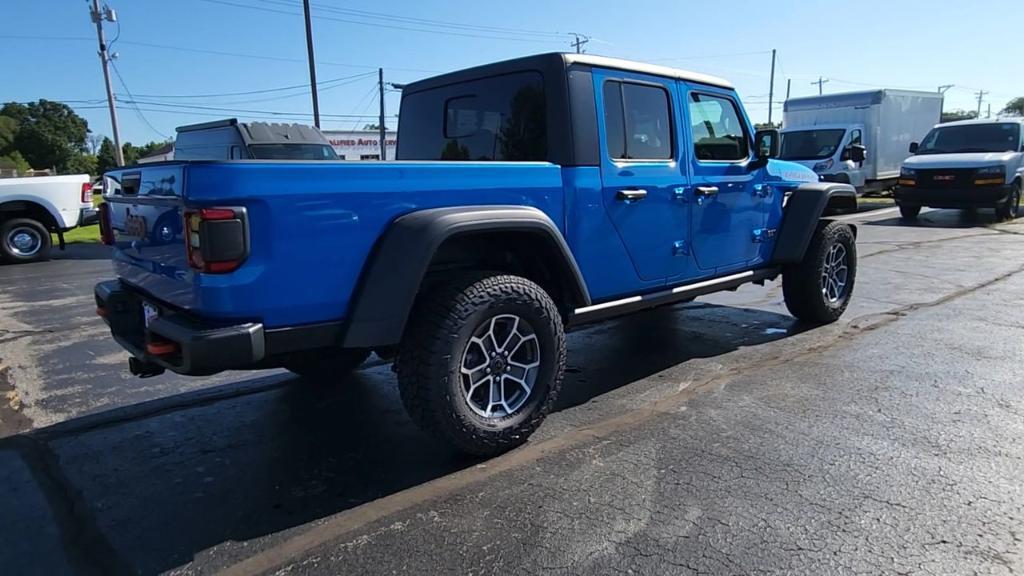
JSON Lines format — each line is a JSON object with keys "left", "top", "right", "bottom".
{"left": 996, "top": 181, "right": 1021, "bottom": 221}
{"left": 397, "top": 273, "right": 565, "bottom": 457}
{"left": 898, "top": 204, "right": 921, "bottom": 221}
{"left": 783, "top": 220, "right": 857, "bottom": 324}
{"left": 283, "top": 349, "right": 370, "bottom": 382}
{"left": 0, "top": 218, "right": 52, "bottom": 264}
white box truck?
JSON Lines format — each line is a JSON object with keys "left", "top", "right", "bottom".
{"left": 780, "top": 90, "right": 943, "bottom": 194}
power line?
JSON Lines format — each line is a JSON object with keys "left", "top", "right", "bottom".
{"left": 197, "top": 0, "right": 571, "bottom": 43}
{"left": 131, "top": 71, "right": 374, "bottom": 99}
{"left": 0, "top": 35, "right": 440, "bottom": 73}
{"left": 109, "top": 61, "right": 169, "bottom": 139}
{"left": 116, "top": 99, "right": 383, "bottom": 118}
{"left": 258, "top": 0, "right": 571, "bottom": 38}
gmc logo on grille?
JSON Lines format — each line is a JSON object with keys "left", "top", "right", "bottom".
{"left": 933, "top": 175, "right": 956, "bottom": 181}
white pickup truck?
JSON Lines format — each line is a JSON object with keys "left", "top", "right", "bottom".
{"left": 0, "top": 174, "right": 96, "bottom": 263}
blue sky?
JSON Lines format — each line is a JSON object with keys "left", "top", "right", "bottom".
{"left": 3, "top": 0, "right": 1021, "bottom": 144}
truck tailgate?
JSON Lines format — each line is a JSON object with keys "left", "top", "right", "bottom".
{"left": 104, "top": 164, "right": 194, "bottom": 309}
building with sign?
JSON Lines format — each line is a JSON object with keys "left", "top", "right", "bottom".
{"left": 322, "top": 130, "right": 398, "bottom": 160}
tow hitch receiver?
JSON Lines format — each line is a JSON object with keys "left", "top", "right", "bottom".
{"left": 129, "top": 357, "right": 166, "bottom": 378}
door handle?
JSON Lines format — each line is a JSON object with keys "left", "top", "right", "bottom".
{"left": 616, "top": 189, "right": 648, "bottom": 201}
{"left": 695, "top": 186, "right": 719, "bottom": 206}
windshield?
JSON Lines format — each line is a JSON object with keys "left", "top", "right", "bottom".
{"left": 779, "top": 129, "right": 845, "bottom": 160}
{"left": 248, "top": 144, "right": 339, "bottom": 160}
{"left": 916, "top": 123, "right": 1021, "bottom": 155}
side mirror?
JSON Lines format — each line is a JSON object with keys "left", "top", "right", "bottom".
{"left": 849, "top": 144, "right": 867, "bottom": 164}
{"left": 909, "top": 142, "right": 919, "bottom": 154}
{"left": 754, "top": 129, "right": 780, "bottom": 161}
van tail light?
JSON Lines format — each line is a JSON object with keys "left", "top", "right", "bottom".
{"left": 98, "top": 202, "right": 115, "bottom": 245}
{"left": 184, "top": 207, "right": 249, "bottom": 274}
{"left": 81, "top": 181, "right": 93, "bottom": 203}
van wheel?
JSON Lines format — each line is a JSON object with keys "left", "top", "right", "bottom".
{"left": 1, "top": 218, "right": 52, "bottom": 264}
{"left": 397, "top": 273, "right": 566, "bottom": 457}
{"left": 284, "top": 349, "right": 370, "bottom": 381}
{"left": 996, "top": 181, "right": 1021, "bottom": 221}
{"left": 898, "top": 204, "right": 921, "bottom": 221}
{"left": 783, "top": 221, "right": 857, "bottom": 324}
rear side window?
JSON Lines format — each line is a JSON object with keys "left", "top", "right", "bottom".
{"left": 689, "top": 93, "right": 750, "bottom": 161}
{"left": 397, "top": 71, "right": 546, "bottom": 161}
{"left": 602, "top": 80, "right": 673, "bottom": 160}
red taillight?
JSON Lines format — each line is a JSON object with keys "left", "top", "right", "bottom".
{"left": 81, "top": 182, "right": 93, "bottom": 203}
{"left": 184, "top": 207, "right": 248, "bottom": 274}
{"left": 98, "top": 203, "right": 115, "bottom": 245}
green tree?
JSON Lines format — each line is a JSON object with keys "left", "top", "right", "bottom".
{"left": 0, "top": 115, "right": 17, "bottom": 154}
{"left": 96, "top": 137, "right": 118, "bottom": 175}
{"left": 0, "top": 150, "right": 31, "bottom": 174}
{"left": 0, "top": 100, "right": 89, "bottom": 172}
{"left": 1001, "top": 97, "right": 1024, "bottom": 117}
{"left": 65, "top": 153, "right": 98, "bottom": 176}
{"left": 941, "top": 109, "right": 978, "bottom": 123}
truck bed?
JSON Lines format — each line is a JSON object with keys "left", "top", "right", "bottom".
{"left": 104, "top": 160, "right": 565, "bottom": 328}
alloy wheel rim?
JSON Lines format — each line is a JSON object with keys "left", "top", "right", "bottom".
{"left": 821, "top": 243, "right": 848, "bottom": 304}
{"left": 459, "top": 314, "right": 541, "bottom": 419}
{"left": 6, "top": 226, "right": 42, "bottom": 257}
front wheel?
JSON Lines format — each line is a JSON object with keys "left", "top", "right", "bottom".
{"left": 996, "top": 181, "right": 1021, "bottom": 221}
{"left": 783, "top": 220, "right": 857, "bottom": 324}
{"left": 898, "top": 204, "right": 921, "bottom": 221}
{"left": 397, "top": 273, "right": 566, "bottom": 456}
{"left": 1, "top": 218, "right": 52, "bottom": 264}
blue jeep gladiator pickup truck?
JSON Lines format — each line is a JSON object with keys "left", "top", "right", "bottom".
{"left": 96, "top": 53, "right": 858, "bottom": 455}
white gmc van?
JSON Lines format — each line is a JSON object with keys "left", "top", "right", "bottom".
{"left": 895, "top": 118, "right": 1024, "bottom": 221}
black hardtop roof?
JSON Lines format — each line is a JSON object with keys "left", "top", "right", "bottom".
{"left": 402, "top": 52, "right": 733, "bottom": 95}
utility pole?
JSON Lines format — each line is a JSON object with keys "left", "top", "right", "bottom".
{"left": 570, "top": 34, "right": 589, "bottom": 54}
{"left": 987, "top": 103, "right": 992, "bottom": 119}
{"left": 767, "top": 49, "right": 776, "bottom": 125}
{"left": 975, "top": 90, "right": 988, "bottom": 117}
{"left": 937, "top": 85, "right": 953, "bottom": 118}
{"left": 89, "top": 0, "right": 123, "bottom": 166}
{"left": 811, "top": 77, "right": 829, "bottom": 96}
{"left": 786, "top": 78, "right": 792, "bottom": 101}
{"left": 378, "top": 68, "right": 386, "bottom": 160}
{"left": 302, "top": 0, "right": 320, "bottom": 128}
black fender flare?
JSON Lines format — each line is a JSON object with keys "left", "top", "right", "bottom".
{"left": 341, "top": 205, "right": 591, "bottom": 348}
{"left": 771, "top": 182, "right": 858, "bottom": 265}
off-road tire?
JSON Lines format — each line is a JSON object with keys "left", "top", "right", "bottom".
{"left": 0, "top": 218, "right": 52, "bottom": 264}
{"left": 396, "top": 273, "right": 566, "bottom": 457}
{"left": 783, "top": 220, "right": 857, "bottom": 324}
{"left": 283, "top": 349, "right": 370, "bottom": 381}
{"left": 898, "top": 204, "right": 921, "bottom": 221}
{"left": 996, "top": 181, "right": 1021, "bottom": 221}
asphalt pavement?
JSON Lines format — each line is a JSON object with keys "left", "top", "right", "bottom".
{"left": 1, "top": 207, "right": 1023, "bottom": 575}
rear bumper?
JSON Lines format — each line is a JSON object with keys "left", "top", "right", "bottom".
{"left": 95, "top": 280, "right": 349, "bottom": 376}
{"left": 78, "top": 206, "right": 98, "bottom": 227}
{"left": 894, "top": 184, "right": 1012, "bottom": 208}
{"left": 95, "top": 280, "right": 265, "bottom": 376}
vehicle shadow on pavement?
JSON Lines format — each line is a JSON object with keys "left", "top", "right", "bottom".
{"left": 864, "top": 208, "right": 1006, "bottom": 229}
{"left": 53, "top": 243, "right": 113, "bottom": 260}
{"left": 0, "top": 303, "right": 801, "bottom": 575}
